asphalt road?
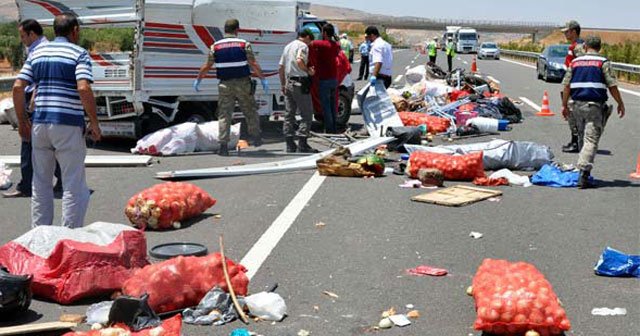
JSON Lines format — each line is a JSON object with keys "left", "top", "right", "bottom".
{"left": 0, "top": 48, "right": 638, "bottom": 336}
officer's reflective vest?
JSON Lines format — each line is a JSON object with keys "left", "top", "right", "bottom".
{"left": 213, "top": 38, "right": 251, "bottom": 80}
{"left": 427, "top": 41, "right": 437, "bottom": 56}
{"left": 569, "top": 55, "right": 608, "bottom": 102}
{"left": 340, "top": 38, "right": 351, "bottom": 54}
{"left": 446, "top": 42, "right": 456, "bottom": 56}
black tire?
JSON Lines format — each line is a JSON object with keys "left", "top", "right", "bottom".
{"left": 542, "top": 66, "right": 549, "bottom": 82}
{"left": 175, "top": 101, "right": 217, "bottom": 124}
{"left": 537, "top": 65, "right": 543, "bottom": 80}
{"left": 138, "top": 104, "right": 169, "bottom": 137}
{"left": 336, "top": 91, "right": 352, "bottom": 128}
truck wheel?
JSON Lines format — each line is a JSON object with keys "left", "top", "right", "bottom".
{"left": 139, "top": 104, "right": 169, "bottom": 137}
{"left": 183, "top": 112, "right": 208, "bottom": 124}
{"left": 336, "top": 92, "right": 352, "bottom": 128}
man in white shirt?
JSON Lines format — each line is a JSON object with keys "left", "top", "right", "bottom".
{"left": 278, "top": 29, "right": 316, "bottom": 153}
{"left": 365, "top": 26, "right": 393, "bottom": 88}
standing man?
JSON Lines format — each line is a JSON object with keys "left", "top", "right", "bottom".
{"left": 446, "top": 37, "right": 456, "bottom": 72}
{"left": 194, "top": 19, "right": 268, "bottom": 156}
{"left": 561, "top": 36, "right": 625, "bottom": 189}
{"left": 13, "top": 12, "right": 101, "bottom": 228}
{"left": 3, "top": 19, "right": 63, "bottom": 198}
{"left": 339, "top": 33, "right": 353, "bottom": 64}
{"left": 357, "top": 39, "right": 370, "bottom": 81}
{"left": 310, "top": 24, "right": 341, "bottom": 133}
{"left": 561, "top": 20, "right": 585, "bottom": 153}
{"left": 278, "top": 29, "right": 316, "bottom": 153}
{"left": 366, "top": 26, "right": 393, "bottom": 89}
{"left": 426, "top": 36, "right": 438, "bottom": 64}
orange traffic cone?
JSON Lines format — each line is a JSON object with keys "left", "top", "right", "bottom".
{"left": 535, "top": 90, "right": 555, "bottom": 116}
{"left": 630, "top": 153, "right": 640, "bottom": 179}
{"left": 471, "top": 56, "right": 478, "bottom": 73}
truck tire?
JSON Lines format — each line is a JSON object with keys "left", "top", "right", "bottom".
{"left": 176, "top": 101, "right": 217, "bottom": 124}
{"left": 139, "top": 104, "right": 169, "bottom": 137}
{"left": 336, "top": 91, "right": 352, "bottom": 128}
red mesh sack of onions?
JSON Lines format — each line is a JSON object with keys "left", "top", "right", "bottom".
{"left": 407, "top": 151, "right": 485, "bottom": 181}
{"left": 125, "top": 182, "right": 216, "bottom": 230}
{"left": 398, "top": 111, "right": 451, "bottom": 133}
{"left": 471, "top": 259, "right": 571, "bottom": 336}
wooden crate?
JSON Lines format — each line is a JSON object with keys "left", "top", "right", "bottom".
{"left": 411, "top": 185, "right": 502, "bottom": 207}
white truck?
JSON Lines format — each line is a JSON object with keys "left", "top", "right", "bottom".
{"left": 16, "top": 0, "right": 354, "bottom": 138}
{"left": 454, "top": 27, "right": 479, "bottom": 54}
{"left": 441, "top": 26, "right": 460, "bottom": 51}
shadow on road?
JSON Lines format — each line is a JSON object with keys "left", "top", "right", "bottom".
{"left": 595, "top": 179, "right": 640, "bottom": 188}
{"left": 0, "top": 309, "right": 43, "bottom": 327}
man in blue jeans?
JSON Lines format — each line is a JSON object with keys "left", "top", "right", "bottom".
{"left": 310, "top": 24, "right": 341, "bottom": 133}
{"left": 3, "top": 19, "right": 62, "bottom": 198}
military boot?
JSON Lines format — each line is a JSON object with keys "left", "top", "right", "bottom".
{"left": 577, "top": 170, "right": 594, "bottom": 189}
{"left": 250, "top": 135, "right": 263, "bottom": 147}
{"left": 218, "top": 142, "right": 229, "bottom": 156}
{"left": 562, "top": 134, "right": 579, "bottom": 153}
{"left": 297, "top": 137, "right": 318, "bottom": 153}
{"left": 285, "top": 136, "right": 297, "bottom": 153}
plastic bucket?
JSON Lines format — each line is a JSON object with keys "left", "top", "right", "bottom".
{"left": 466, "top": 117, "right": 499, "bottom": 133}
{"left": 455, "top": 111, "right": 479, "bottom": 127}
{"left": 498, "top": 119, "right": 510, "bottom": 131}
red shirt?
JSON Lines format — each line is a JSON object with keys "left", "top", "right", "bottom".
{"left": 565, "top": 39, "right": 583, "bottom": 67}
{"left": 310, "top": 40, "right": 340, "bottom": 80}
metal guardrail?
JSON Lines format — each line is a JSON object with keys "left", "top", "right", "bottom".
{"left": 500, "top": 50, "right": 640, "bottom": 75}
{"left": 0, "top": 76, "right": 16, "bottom": 92}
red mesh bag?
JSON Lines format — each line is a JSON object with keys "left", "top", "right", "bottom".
{"left": 398, "top": 112, "right": 451, "bottom": 133}
{"left": 64, "top": 314, "right": 182, "bottom": 336}
{"left": 472, "top": 259, "right": 571, "bottom": 335}
{"left": 408, "top": 151, "right": 485, "bottom": 180}
{"left": 122, "top": 253, "right": 249, "bottom": 313}
{"left": 125, "top": 182, "right": 216, "bottom": 230}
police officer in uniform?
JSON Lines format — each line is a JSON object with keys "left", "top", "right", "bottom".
{"left": 445, "top": 37, "right": 456, "bottom": 72}
{"left": 194, "top": 19, "right": 268, "bottom": 156}
{"left": 561, "top": 20, "right": 585, "bottom": 153}
{"left": 561, "top": 36, "right": 625, "bottom": 188}
{"left": 426, "top": 37, "right": 438, "bottom": 64}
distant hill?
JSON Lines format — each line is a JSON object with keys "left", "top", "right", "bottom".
{"left": 0, "top": 0, "right": 17, "bottom": 22}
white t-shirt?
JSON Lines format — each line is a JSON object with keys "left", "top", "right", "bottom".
{"left": 369, "top": 37, "right": 393, "bottom": 77}
{"left": 279, "top": 39, "right": 309, "bottom": 77}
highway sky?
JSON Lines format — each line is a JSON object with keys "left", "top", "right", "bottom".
{"left": 308, "top": 0, "right": 639, "bottom": 29}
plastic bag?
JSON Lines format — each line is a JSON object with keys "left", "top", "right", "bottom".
{"left": 490, "top": 169, "right": 532, "bottom": 187}
{"left": 0, "top": 162, "right": 11, "bottom": 190}
{"left": 122, "top": 253, "right": 249, "bottom": 314}
{"left": 531, "top": 164, "right": 588, "bottom": 188}
{"left": 0, "top": 222, "right": 148, "bottom": 304}
{"left": 63, "top": 314, "right": 182, "bottom": 336}
{"left": 404, "top": 65, "right": 426, "bottom": 85}
{"left": 594, "top": 247, "right": 640, "bottom": 278}
{"left": 196, "top": 122, "right": 240, "bottom": 152}
{"left": 472, "top": 259, "right": 571, "bottom": 335}
{"left": 408, "top": 151, "right": 485, "bottom": 181}
{"left": 132, "top": 122, "right": 198, "bottom": 156}
{"left": 125, "top": 182, "right": 216, "bottom": 230}
{"left": 398, "top": 112, "right": 451, "bottom": 133}
{"left": 86, "top": 301, "right": 113, "bottom": 325}
{"left": 183, "top": 287, "right": 241, "bottom": 325}
{"left": 357, "top": 82, "right": 404, "bottom": 137}
{"left": 245, "top": 292, "right": 287, "bottom": 321}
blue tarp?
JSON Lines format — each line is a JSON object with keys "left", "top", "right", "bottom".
{"left": 594, "top": 247, "right": 640, "bottom": 278}
{"left": 531, "top": 164, "right": 590, "bottom": 188}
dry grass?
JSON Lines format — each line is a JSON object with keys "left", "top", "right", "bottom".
{"left": 540, "top": 29, "right": 640, "bottom": 45}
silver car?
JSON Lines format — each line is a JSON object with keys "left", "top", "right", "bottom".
{"left": 478, "top": 42, "right": 500, "bottom": 60}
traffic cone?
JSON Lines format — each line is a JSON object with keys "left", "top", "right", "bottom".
{"left": 471, "top": 56, "right": 478, "bottom": 73}
{"left": 535, "top": 91, "right": 555, "bottom": 116}
{"left": 630, "top": 153, "right": 640, "bottom": 179}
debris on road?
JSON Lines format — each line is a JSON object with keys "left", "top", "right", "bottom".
{"left": 62, "top": 315, "right": 182, "bottom": 336}
{"left": 245, "top": 292, "right": 287, "bottom": 322}
{"left": 408, "top": 151, "right": 485, "bottom": 181}
{"left": 388, "top": 314, "right": 411, "bottom": 327}
{"left": 469, "top": 232, "right": 484, "bottom": 239}
{"left": 594, "top": 247, "right": 640, "bottom": 278}
{"left": 60, "top": 314, "right": 86, "bottom": 324}
{"left": 406, "top": 265, "right": 448, "bottom": 276}
{"left": 297, "top": 329, "right": 311, "bottom": 336}
{"left": 378, "top": 317, "right": 393, "bottom": 329}
{"left": 531, "top": 164, "right": 593, "bottom": 188}
{"left": 0, "top": 162, "right": 11, "bottom": 190}
{"left": 411, "top": 185, "right": 502, "bottom": 207}
{"left": 182, "top": 287, "right": 238, "bottom": 326}
{"left": 322, "top": 291, "right": 340, "bottom": 299}
{"left": 316, "top": 147, "right": 385, "bottom": 177}
{"left": 472, "top": 176, "right": 509, "bottom": 186}
{"left": 591, "top": 307, "right": 627, "bottom": 316}
{"left": 406, "top": 310, "right": 420, "bottom": 319}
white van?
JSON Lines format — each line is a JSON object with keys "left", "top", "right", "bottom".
{"left": 16, "top": 0, "right": 354, "bottom": 138}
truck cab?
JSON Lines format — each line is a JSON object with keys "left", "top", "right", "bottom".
{"left": 454, "top": 28, "right": 479, "bottom": 54}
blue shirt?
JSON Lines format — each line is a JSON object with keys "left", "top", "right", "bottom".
{"left": 24, "top": 35, "right": 48, "bottom": 94}
{"left": 359, "top": 42, "right": 370, "bottom": 57}
{"left": 18, "top": 37, "right": 93, "bottom": 127}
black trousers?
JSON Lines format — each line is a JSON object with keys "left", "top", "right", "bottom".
{"left": 447, "top": 55, "right": 453, "bottom": 72}
{"left": 429, "top": 55, "right": 436, "bottom": 63}
{"left": 358, "top": 55, "right": 369, "bottom": 80}
{"left": 378, "top": 74, "right": 392, "bottom": 89}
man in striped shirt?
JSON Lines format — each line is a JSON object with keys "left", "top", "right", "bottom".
{"left": 13, "top": 13, "right": 101, "bottom": 228}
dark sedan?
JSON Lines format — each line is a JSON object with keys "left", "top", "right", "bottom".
{"left": 537, "top": 44, "right": 569, "bottom": 82}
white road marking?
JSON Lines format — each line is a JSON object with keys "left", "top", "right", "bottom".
{"left": 241, "top": 172, "right": 326, "bottom": 280}
{"left": 500, "top": 58, "right": 537, "bottom": 69}
{"left": 619, "top": 87, "right": 640, "bottom": 97}
{"left": 405, "top": 65, "right": 411, "bottom": 70}
{"left": 394, "top": 75, "right": 403, "bottom": 83}
{"left": 519, "top": 96, "right": 541, "bottom": 111}
{"left": 486, "top": 75, "right": 501, "bottom": 84}
{"left": 463, "top": 61, "right": 468, "bottom": 65}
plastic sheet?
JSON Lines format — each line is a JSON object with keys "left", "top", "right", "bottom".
{"left": 132, "top": 122, "right": 240, "bottom": 156}
{"left": 182, "top": 287, "right": 241, "bottom": 326}
{"left": 594, "top": 247, "right": 640, "bottom": 278}
{"left": 531, "top": 164, "right": 590, "bottom": 188}
{"left": 245, "top": 292, "right": 287, "bottom": 321}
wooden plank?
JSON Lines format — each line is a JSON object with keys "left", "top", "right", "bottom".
{"left": 0, "top": 322, "right": 77, "bottom": 336}
{"left": 411, "top": 185, "right": 502, "bottom": 207}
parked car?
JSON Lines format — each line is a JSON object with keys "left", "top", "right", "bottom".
{"left": 537, "top": 44, "right": 569, "bottom": 82}
{"left": 478, "top": 42, "right": 500, "bottom": 60}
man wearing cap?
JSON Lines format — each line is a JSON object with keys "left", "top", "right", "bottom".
{"left": 194, "top": 19, "right": 268, "bottom": 156}
{"left": 426, "top": 37, "right": 438, "bottom": 64}
{"left": 365, "top": 26, "right": 393, "bottom": 89}
{"left": 560, "top": 20, "right": 585, "bottom": 153}
{"left": 339, "top": 33, "right": 354, "bottom": 64}
{"left": 445, "top": 37, "right": 456, "bottom": 72}
{"left": 278, "top": 29, "right": 317, "bottom": 153}
{"left": 561, "top": 35, "right": 625, "bottom": 189}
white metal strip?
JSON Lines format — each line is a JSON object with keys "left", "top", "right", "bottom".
{"left": 0, "top": 155, "right": 153, "bottom": 167}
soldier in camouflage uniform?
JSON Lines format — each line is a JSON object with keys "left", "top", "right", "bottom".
{"left": 194, "top": 19, "right": 269, "bottom": 156}
{"left": 561, "top": 20, "right": 585, "bottom": 153}
{"left": 561, "top": 36, "right": 626, "bottom": 188}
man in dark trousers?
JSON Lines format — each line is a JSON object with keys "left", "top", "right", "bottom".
{"left": 357, "top": 40, "right": 370, "bottom": 81}
{"left": 3, "top": 19, "right": 62, "bottom": 198}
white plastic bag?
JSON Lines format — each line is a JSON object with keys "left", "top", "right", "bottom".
{"left": 0, "top": 162, "right": 12, "bottom": 190}
{"left": 244, "top": 292, "right": 287, "bottom": 321}
{"left": 0, "top": 98, "right": 11, "bottom": 124}
{"left": 490, "top": 169, "right": 532, "bottom": 187}
{"left": 404, "top": 65, "right": 426, "bottom": 85}
{"left": 85, "top": 301, "right": 113, "bottom": 325}
{"left": 132, "top": 122, "right": 198, "bottom": 155}
{"left": 196, "top": 121, "right": 240, "bottom": 151}
{"left": 1, "top": 98, "right": 18, "bottom": 129}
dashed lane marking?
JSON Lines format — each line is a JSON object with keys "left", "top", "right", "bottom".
{"left": 394, "top": 75, "right": 403, "bottom": 83}
{"left": 500, "top": 58, "right": 537, "bottom": 69}
{"left": 486, "top": 75, "right": 501, "bottom": 84}
{"left": 519, "top": 96, "right": 541, "bottom": 112}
